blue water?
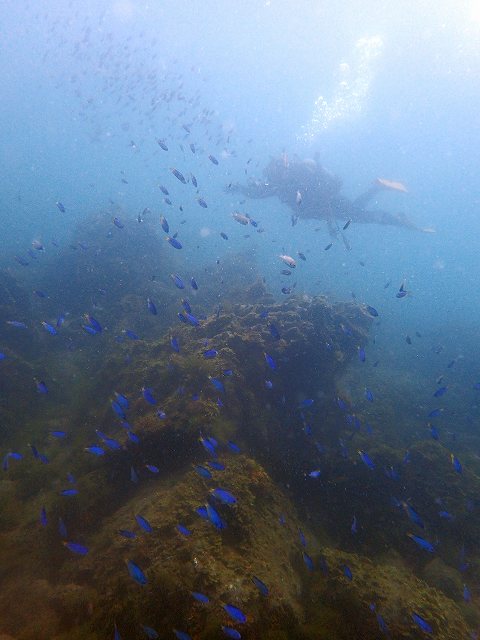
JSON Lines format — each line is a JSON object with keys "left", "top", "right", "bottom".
{"left": 1, "top": 1, "right": 480, "bottom": 638}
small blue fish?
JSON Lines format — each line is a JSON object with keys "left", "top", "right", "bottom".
{"left": 41, "top": 321, "right": 57, "bottom": 335}
{"left": 208, "top": 460, "right": 225, "bottom": 471}
{"left": 191, "top": 591, "right": 210, "bottom": 603}
{"left": 209, "top": 377, "right": 225, "bottom": 393}
{"left": 203, "top": 349, "right": 218, "bottom": 359}
{"left": 429, "top": 425, "right": 439, "bottom": 440}
{"left": 252, "top": 575, "right": 269, "bottom": 596}
{"left": 264, "top": 352, "right": 276, "bottom": 370}
{"left": 171, "top": 273, "right": 185, "bottom": 289}
{"left": 358, "top": 450, "right": 375, "bottom": 470}
{"left": 196, "top": 506, "right": 209, "bottom": 519}
{"left": 308, "top": 469, "right": 321, "bottom": 478}
{"left": 63, "top": 541, "right": 89, "bottom": 555}
{"left": 35, "top": 380, "right": 48, "bottom": 394}
{"left": 223, "top": 604, "right": 246, "bottom": 624}
{"left": 407, "top": 533, "right": 435, "bottom": 553}
{"left": 96, "top": 431, "right": 121, "bottom": 450}
{"left": 185, "top": 312, "right": 200, "bottom": 327}
{"left": 269, "top": 323, "right": 280, "bottom": 340}
{"left": 358, "top": 347, "right": 366, "bottom": 362}
{"left": 343, "top": 565, "right": 353, "bottom": 580}
{"left": 61, "top": 489, "right": 78, "bottom": 496}
{"left": 190, "top": 277, "right": 198, "bottom": 290}
{"left": 82, "top": 325, "right": 98, "bottom": 336}
{"left": 227, "top": 441, "right": 240, "bottom": 454}
{"left": 181, "top": 298, "right": 192, "bottom": 313}
{"left": 197, "top": 197, "right": 208, "bottom": 208}
{"left": 125, "top": 329, "right": 140, "bottom": 340}
{"left": 173, "top": 630, "right": 191, "bottom": 640}
{"left": 160, "top": 216, "right": 169, "bottom": 233}
{"left": 411, "top": 612, "right": 432, "bottom": 634}
{"left": 171, "top": 337, "right": 180, "bottom": 353}
{"left": 142, "top": 387, "right": 157, "bottom": 405}
{"left": 142, "top": 625, "right": 159, "bottom": 639}
{"left": 6, "top": 320, "right": 27, "bottom": 328}
{"left": 302, "top": 551, "right": 314, "bottom": 571}
{"left": 199, "top": 435, "right": 217, "bottom": 456}
{"left": 126, "top": 560, "right": 147, "bottom": 585}
{"left": 428, "top": 408, "right": 442, "bottom": 418}
{"left": 206, "top": 503, "right": 226, "bottom": 530}
{"left": 135, "top": 514, "right": 152, "bottom": 533}
{"left": 299, "top": 399, "right": 314, "bottom": 408}
{"left": 170, "top": 167, "right": 186, "bottom": 183}
{"left": 113, "top": 217, "right": 124, "bottom": 229}
{"left": 85, "top": 445, "right": 105, "bottom": 456}
{"left": 85, "top": 315, "right": 102, "bottom": 333}
{"left": 438, "top": 510, "right": 454, "bottom": 520}
{"left": 211, "top": 488, "right": 237, "bottom": 504}
{"left": 351, "top": 515, "right": 357, "bottom": 534}
{"left": 364, "top": 388, "right": 374, "bottom": 402}
{"left": 193, "top": 464, "right": 212, "bottom": 479}
{"left": 434, "top": 386, "right": 448, "bottom": 397}
{"left": 147, "top": 298, "right": 157, "bottom": 315}
{"left": 208, "top": 154, "right": 219, "bottom": 165}
{"left": 176, "top": 524, "right": 192, "bottom": 536}
{"left": 50, "top": 430, "right": 67, "bottom": 438}
{"left": 366, "top": 305, "right": 379, "bottom": 317}
{"left": 403, "top": 503, "right": 425, "bottom": 529}
{"left": 221, "top": 628, "right": 241, "bottom": 640}
{"left": 56, "top": 201, "right": 66, "bottom": 212}
{"left": 451, "top": 454, "right": 462, "bottom": 474}
{"left": 115, "top": 392, "right": 129, "bottom": 409}
{"left": 298, "top": 528, "right": 306, "bottom": 547}
{"left": 118, "top": 529, "right": 136, "bottom": 539}
{"left": 167, "top": 236, "right": 182, "bottom": 249}
{"left": 111, "top": 401, "right": 126, "bottom": 420}
{"left": 40, "top": 506, "right": 47, "bottom": 526}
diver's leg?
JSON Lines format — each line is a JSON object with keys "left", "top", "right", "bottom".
{"left": 356, "top": 209, "right": 433, "bottom": 232}
{"left": 351, "top": 184, "right": 383, "bottom": 209}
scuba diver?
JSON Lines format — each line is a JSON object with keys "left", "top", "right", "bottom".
{"left": 228, "top": 154, "right": 434, "bottom": 238}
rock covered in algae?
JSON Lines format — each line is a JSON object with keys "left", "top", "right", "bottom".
{"left": 56, "top": 454, "right": 316, "bottom": 639}
{"left": 304, "top": 547, "right": 470, "bottom": 639}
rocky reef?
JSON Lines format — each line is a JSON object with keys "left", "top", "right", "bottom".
{"left": 0, "top": 286, "right": 478, "bottom": 639}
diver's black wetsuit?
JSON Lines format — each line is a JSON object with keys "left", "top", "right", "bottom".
{"left": 229, "top": 156, "right": 428, "bottom": 234}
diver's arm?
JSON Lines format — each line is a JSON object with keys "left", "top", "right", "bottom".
{"left": 226, "top": 180, "right": 277, "bottom": 199}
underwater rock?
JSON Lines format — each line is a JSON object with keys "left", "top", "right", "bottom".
{"left": 55, "top": 455, "right": 311, "bottom": 639}
{"left": 305, "top": 547, "right": 470, "bottom": 639}
{"left": 422, "top": 557, "right": 463, "bottom": 600}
